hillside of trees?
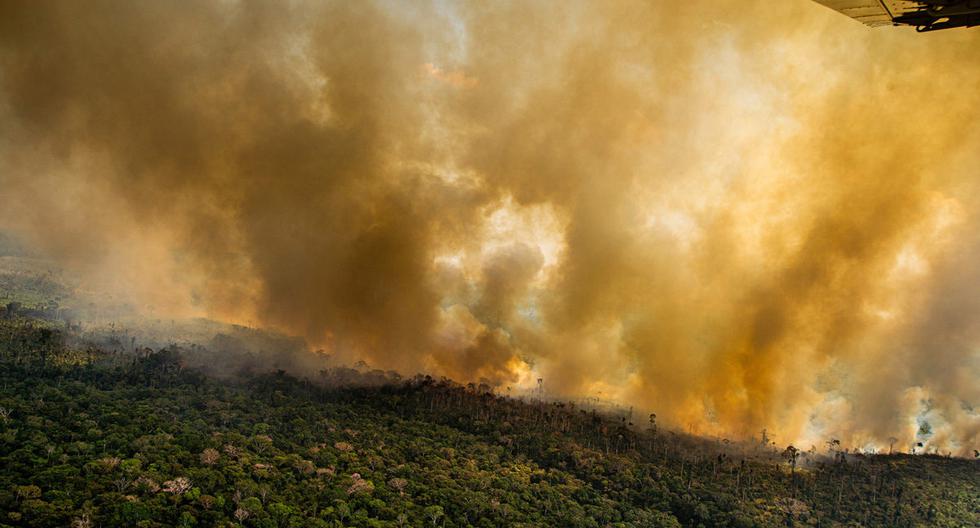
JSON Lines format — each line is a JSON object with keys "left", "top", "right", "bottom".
{"left": 0, "top": 265, "right": 977, "bottom": 527}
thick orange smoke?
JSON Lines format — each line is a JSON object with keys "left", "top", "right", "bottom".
{"left": 1, "top": 1, "right": 978, "bottom": 454}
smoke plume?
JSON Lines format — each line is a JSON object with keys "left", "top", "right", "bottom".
{"left": 1, "top": 0, "right": 978, "bottom": 454}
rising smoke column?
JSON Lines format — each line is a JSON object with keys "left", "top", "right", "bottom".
{"left": 0, "top": 0, "right": 978, "bottom": 454}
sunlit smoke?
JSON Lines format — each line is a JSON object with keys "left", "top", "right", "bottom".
{"left": 1, "top": 0, "right": 978, "bottom": 455}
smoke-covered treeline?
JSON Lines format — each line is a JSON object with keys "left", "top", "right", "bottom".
{"left": 1, "top": 1, "right": 978, "bottom": 453}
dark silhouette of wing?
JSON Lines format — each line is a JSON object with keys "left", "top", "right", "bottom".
{"left": 813, "top": 1, "right": 980, "bottom": 31}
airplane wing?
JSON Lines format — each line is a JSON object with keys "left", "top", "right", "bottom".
{"left": 812, "top": 1, "right": 980, "bottom": 31}
{"left": 812, "top": 1, "right": 910, "bottom": 27}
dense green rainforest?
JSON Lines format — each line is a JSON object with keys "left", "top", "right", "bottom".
{"left": 0, "top": 258, "right": 977, "bottom": 527}
{"left": 1, "top": 316, "right": 977, "bottom": 528}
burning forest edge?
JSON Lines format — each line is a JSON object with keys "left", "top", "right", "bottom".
{"left": 2, "top": 1, "right": 980, "bottom": 526}
{"left": 0, "top": 261, "right": 977, "bottom": 527}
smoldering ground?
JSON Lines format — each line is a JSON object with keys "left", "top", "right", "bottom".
{"left": 1, "top": 0, "right": 978, "bottom": 454}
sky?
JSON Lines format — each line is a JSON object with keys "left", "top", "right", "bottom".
{"left": 1, "top": 0, "right": 978, "bottom": 455}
